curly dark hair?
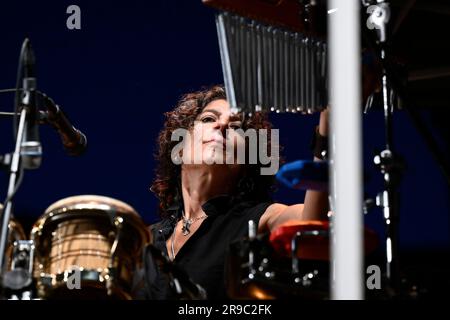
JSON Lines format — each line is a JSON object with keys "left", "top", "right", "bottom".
{"left": 150, "top": 85, "right": 281, "bottom": 218}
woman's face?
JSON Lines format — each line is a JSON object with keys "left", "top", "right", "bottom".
{"left": 181, "top": 99, "right": 246, "bottom": 167}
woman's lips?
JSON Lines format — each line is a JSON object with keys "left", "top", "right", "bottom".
{"left": 204, "top": 139, "right": 226, "bottom": 148}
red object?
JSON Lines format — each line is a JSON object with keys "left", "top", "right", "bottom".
{"left": 203, "top": 0, "right": 304, "bottom": 31}
{"left": 269, "top": 221, "right": 379, "bottom": 261}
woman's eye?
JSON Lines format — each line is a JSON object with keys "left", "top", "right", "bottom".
{"left": 229, "top": 124, "right": 242, "bottom": 130}
{"left": 201, "top": 116, "right": 215, "bottom": 123}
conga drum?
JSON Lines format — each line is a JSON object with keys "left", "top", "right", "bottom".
{"left": 30, "top": 195, "right": 151, "bottom": 299}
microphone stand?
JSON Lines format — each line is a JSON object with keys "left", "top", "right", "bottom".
{"left": 0, "top": 39, "right": 41, "bottom": 298}
{"left": 0, "top": 108, "right": 29, "bottom": 290}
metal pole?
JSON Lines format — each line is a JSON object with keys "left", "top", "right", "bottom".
{"left": 328, "top": 0, "right": 364, "bottom": 300}
{"left": 0, "top": 108, "right": 28, "bottom": 275}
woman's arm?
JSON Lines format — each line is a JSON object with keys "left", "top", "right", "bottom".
{"left": 302, "top": 109, "right": 329, "bottom": 221}
{"left": 259, "top": 110, "right": 330, "bottom": 233}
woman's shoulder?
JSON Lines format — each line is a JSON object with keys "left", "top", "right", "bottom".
{"left": 230, "top": 198, "right": 273, "bottom": 219}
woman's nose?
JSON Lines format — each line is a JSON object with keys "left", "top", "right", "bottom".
{"left": 214, "top": 119, "right": 228, "bottom": 135}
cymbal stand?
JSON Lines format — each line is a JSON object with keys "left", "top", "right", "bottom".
{"left": 363, "top": 0, "right": 403, "bottom": 295}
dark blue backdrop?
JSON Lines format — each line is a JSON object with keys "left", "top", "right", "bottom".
{"left": 0, "top": 0, "right": 449, "bottom": 252}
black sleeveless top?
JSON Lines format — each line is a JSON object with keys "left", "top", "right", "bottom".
{"left": 133, "top": 194, "right": 272, "bottom": 300}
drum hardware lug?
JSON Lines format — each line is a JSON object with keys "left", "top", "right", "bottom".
{"left": 291, "top": 231, "right": 302, "bottom": 276}
{"left": 364, "top": 188, "right": 394, "bottom": 215}
{"left": 246, "top": 220, "right": 257, "bottom": 275}
{"left": 363, "top": 198, "right": 376, "bottom": 215}
{"left": 373, "top": 149, "right": 404, "bottom": 182}
{"left": 375, "top": 191, "right": 388, "bottom": 210}
{"left": 242, "top": 257, "right": 276, "bottom": 284}
{"left": 291, "top": 230, "right": 324, "bottom": 287}
{"left": 243, "top": 221, "right": 279, "bottom": 285}
{"left": 11, "top": 240, "right": 35, "bottom": 273}
{"left": 105, "top": 267, "right": 117, "bottom": 286}
{"left": 107, "top": 216, "right": 123, "bottom": 296}
{"left": 256, "top": 258, "right": 275, "bottom": 279}
{"left": 2, "top": 240, "right": 36, "bottom": 299}
{"left": 257, "top": 257, "right": 269, "bottom": 272}
{"left": 241, "top": 270, "right": 256, "bottom": 284}
{"left": 297, "top": 270, "right": 319, "bottom": 287}
{"left": 262, "top": 271, "right": 275, "bottom": 280}
{"left": 2, "top": 240, "right": 35, "bottom": 290}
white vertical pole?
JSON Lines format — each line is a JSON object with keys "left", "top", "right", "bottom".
{"left": 328, "top": 0, "right": 364, "bottom": 300}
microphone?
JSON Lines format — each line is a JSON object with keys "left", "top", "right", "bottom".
{"left": 20, "top": 39, "right": 42, "bottom": 170}
{"left": 41, "top": 94, "right": 87, "bottom": 156}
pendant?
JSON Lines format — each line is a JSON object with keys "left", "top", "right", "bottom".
{"left": 181, "top": 218, "right": 192, "bottom": 236}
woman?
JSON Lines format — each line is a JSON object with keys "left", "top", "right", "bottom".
{"left": 135, "top": 85, "right": 329, "bottom": 299}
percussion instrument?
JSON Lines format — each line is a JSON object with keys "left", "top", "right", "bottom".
{"left": 30, "top": 195, "right": 150, "bottom": 299}
{"left": 0, "top": 204, "right": 27, "bottom": 273}
{"left": 214, "top": 7, "right": 328, "bottom": 115}
{"left": 225, "top": 220, "right": 378, "bottom": 299}
{"left": 205, "top": 0, "right": 384, "bottom": 115}
{"left": 0, "top": 204, "right": 35, "bottom": 299}
{"left": 205, "top": 0, "right": 330, "bottom": 114}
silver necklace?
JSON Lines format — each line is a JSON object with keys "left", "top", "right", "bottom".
{"left": 170, "top": 226, "right": 177, "bottom": 260}
{"left": 170, "top": 210, "right": 207, "bottom": 260}
{"left": 180, "top": 210, "right": 207, "bottom": 236}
